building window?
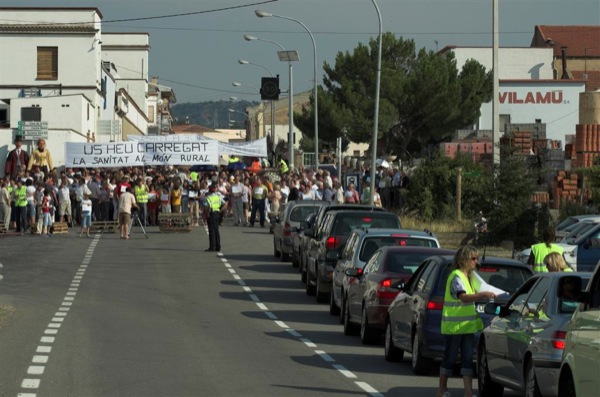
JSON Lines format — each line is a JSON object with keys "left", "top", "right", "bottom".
{"left": 37, "top": 47, "right": 58, "bottom": 80}
{"left": 21, "top": 107, "right": 42, "bottom": 121}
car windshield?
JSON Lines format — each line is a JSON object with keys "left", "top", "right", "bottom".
{"left": 383, "top": 252, "right": 437, "bottom": 274}
{"left": 290, "top": 205, "right": 321, "bottom": 222}
{"left": 333, "top": 214, "right": 400, "bottom": 236}
{"left": 359, "top": 237, "right": 438, "bottom": 261}
{"left": 563, "top": 222, "right": 598, "bottom": 242}
{"left": 555, "top": 217, "right": 580, "bottom": 232}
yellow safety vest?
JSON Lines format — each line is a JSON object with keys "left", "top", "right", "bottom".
{"left": 229, "top": 156, "right": 240, "bottom": 164}
{"left": 279, "top": 159, "right": 289, "bottom": 174}
{"left": 135, "top": 185, "right": 148, "bottom": 204}
{"left": 531, "top": 243, "right": 564, "bottom": 273}
{"left": 14, "top": 186, "right": 27, "bottom": 207}
{"left": 190, "top": 171, "right": 199, "bottom": 182}
{"left": 441, "top": 269, "right": 484, "bottom": 335}
{"left": 206, "top": 194, "right": 221, "bottom": 211}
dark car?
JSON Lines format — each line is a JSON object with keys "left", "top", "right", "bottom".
{"left": 385, "top": 255, "right": 533, "bottom": 375}
{"left": 295, "top": 212, "right": 318, "bottom": 276}
{"left": 331, "top": 228, "right": 441, "bottom": 316}
{"left": 273, "top": 200, "right": 326, "bottom": 262}
{"left": 305, "top": 209, "right": 401, "bottom": 303}
{"left": 343, "top": 246, "right": 454, "bottom": 345}
{"left": 477, "top": 272, "right": 590, "bottom": 397}
{"left": 300, "top": 204, "right": 389, "bottom": 286}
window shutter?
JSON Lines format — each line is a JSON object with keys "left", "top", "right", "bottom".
{"left": 37, "top": 47, "right": 58, "bottom": 80}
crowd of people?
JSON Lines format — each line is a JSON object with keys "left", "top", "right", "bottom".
{"left": 1, "top": 141, "right": 411, "bottom": 238}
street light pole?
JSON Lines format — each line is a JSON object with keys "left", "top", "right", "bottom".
{"left": 237, "top": 60, "right": 273, "bottom": 143}
{"left": 255, "top": 10, "right": 319, "bottom": 171}
{"left": 369, "top": 0, "right": 383, "bottom": 206}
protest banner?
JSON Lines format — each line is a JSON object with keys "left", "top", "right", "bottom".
{"left": 65, "top": 141, "right": 219, "bottom": 167}
{"left": 128, "top": 135, "right": 268, "bottom": 158}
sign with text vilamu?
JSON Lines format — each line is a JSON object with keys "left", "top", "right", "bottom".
{"left": 65, "top": 141, "right": 219, "bottom": 168}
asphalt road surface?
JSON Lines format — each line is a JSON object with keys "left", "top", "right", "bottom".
{"left": 0, "top": 221, "right": 523, "bottom": 397}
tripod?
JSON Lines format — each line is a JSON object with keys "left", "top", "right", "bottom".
{"left": 129, "top": 211, "right": 149, "bottom": 239}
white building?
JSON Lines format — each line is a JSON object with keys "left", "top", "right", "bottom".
{"left": 0, "top": 7, "right": 159, "bottom": 175}
{"left": 441, "top": 46, "right": 586, "bottom": 142}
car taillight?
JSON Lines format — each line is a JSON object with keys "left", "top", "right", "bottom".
{"left": 426, "top": 300, "right": 444, "bottom": 310}
{"left": 551, "top": 330, "right": 567, "bottom": 349}
{"left": 376, "top": 278, "right": 398, "bottom": 300}
{"left": 283, "top": 222, "right": 291, "bottom": 237}
{"left": 326, "top": 236, "right": 340, "bottom": 250}
{"left": 356, "top": 268, "right": 363, "bottom": 276}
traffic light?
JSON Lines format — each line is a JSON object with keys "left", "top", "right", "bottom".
{"left": 260, "top": 76, "right": 280, "bottom": 100}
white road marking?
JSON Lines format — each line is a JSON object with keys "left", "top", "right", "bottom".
{"left": 17, "top": 393, "right": 37, "bottom": 397}
{"left": 66, "top": 292, "right": 76, "bottom": 296}
{"left": 301, "top": 338, "right": 317, "bottom": 348}
{"left": 242, "top": 286, "right": 252, "bottom": 292}
{"left": 58, "top": 307, "right": 70, "bottom": 312}
{"left": 32, "top": 356, "right": 48, "bottom": 364}
{"left": 354, "top": 381, "right": 384, "bottom": 396}
{"left": 63, "top": 297, "right": 74, "bottom": 301}
{"left": 285, "top": 329, "right": 302, "bottom": 338}
{"left": 21, "top": 379, "right": 40, "bottom": 389}
{"left": 227, "top": 268, "right": 236, "bottom": 274}
{"left": 333, "top": 364, "right": 357, "bottom": 378}
{"left": 36, "top": 346, "right": 52, "bottom": 353}
{"left": 236, "top": 279, "right": 246, "bottom": 286}
{"left": 61, "top": 302, "right": 73, "bottom": 307}
{"left": 256, "top": 303, "right": 268, "bottom": 311}
{"left": 27, "top": 366, "right": 45, "bottom": 375}
{"left": 224, "top": 263, "right": 232, "bottom": 268}
{"left": 233, "top": 274, "right": 241, "bottom": 280}
{"left": 54, "top": 312, "right": 67, "bottom": 317}
{"left": 275, "top": 321, "right": 289, "bottom": 329}
{"left": 44, "top": 329, "right": 58, "bottom": 335}
{"left": 249, "top": 294, "right": 260, "bottom": 302}
{"left": 315, "top": 350, "right": 335, "bottom": 362}
{"left": 48, "top": 323, "right": 61, "bottom": 328}
{"left": 265, "top": 312, "right": 278, "bottom": 320}
{"left": 40, "top": 337, "right": 54, "bottom": 344}
{"left": 68, "top": 288, "right": 78, "bottom": 292}
{"left": 50, "top": 317, "right": 64, "bottom": 322}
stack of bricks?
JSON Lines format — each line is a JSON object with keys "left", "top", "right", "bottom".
{"left": 439, "top": 141, "right": 493, "bottom": 164}
{"left": 551, "top": 171, "right": 581, "bottom": 209}
{"left": 500, "top": 131, "right": 532, "bottom": 155}
{"left": 573, "top": 124, "right": 600, "bottom": 168}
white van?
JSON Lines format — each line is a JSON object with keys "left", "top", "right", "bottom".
{"left": 558, "top": 262, "right": 600, "bottom": 396}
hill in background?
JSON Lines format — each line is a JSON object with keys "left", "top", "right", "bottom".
{"left": 171, "top": 100, "right": 258, "bottom": 129}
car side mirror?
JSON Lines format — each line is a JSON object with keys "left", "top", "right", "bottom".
{"left": 557, "top": 276, "right": 586, "bottom": 303}
{"left": 391, "top": 281, "right": 406, "bottom": 291}
{"left": 484, "top": 302, "right": 508, "bottom": 316}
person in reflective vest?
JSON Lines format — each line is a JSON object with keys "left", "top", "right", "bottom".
{"left": 229, "top": 156, "right": 240, "bottom": 164}
{"left": 13, "top": 179, "right": 28, "bottom": 233}
{"left": 204, "top": 184, "right": 224, "bottom": 252}
{"left": 278, "top": 157, "right": 289, "bottom": 175}
{"left": 134, "top": 178, "right": 149, "bottom": 226}
{"left": 437, "top": 245, "right": 495, "bottom": 397}
{"left": 528, "top": 227, "right": 564, "bottom": 273}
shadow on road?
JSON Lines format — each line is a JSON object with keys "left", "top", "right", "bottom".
{"left": 270, "top": 384, "right": 365, "bottom": 395}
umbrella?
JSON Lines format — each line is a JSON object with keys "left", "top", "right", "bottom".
{"left": 190, "top": 164, "right": 217, "bottom": 172}
{"left": 227, "top": 161, "right": 247, "bottom": 171}
{"left": 376, "top": 158, "right": 390, "bottom": 168}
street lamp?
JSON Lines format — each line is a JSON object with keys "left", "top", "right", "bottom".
{"left": 244, "top": 33, "right": 298, "bottom": 169}
{"left": 237, "top": 60, "right": 274, "bottom": 148}
{"left": 369, "top": 0, "right": 383, "bottom": 206}
{"left": 255, "top": 9, "right": 319, "bottom": 171}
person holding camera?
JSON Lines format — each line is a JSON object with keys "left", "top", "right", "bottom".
{"left": 118, "top": 186, "right": 138, "bottom": 240}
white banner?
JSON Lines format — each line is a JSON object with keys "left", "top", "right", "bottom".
{"left": 128, "top": 135, "right": 268, "bottom": 158}
{"left": 65, "top": 141, "right": 219, "bottom": 168}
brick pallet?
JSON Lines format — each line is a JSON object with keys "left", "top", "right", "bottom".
{"left": 51, "top": 222, "right": 69, "bottom": 234}
{"left": 90, "top": 221, "right": 119, "bottom": 233}
{"left": 551, "top": 171, "right": 586, "bottom": 209}
{"left": 158, "top": 213, "right": 192, "bottom": 233}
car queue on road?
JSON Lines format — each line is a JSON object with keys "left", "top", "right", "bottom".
{"left": 271, "top": 200, "right": 598, "bottom": 397}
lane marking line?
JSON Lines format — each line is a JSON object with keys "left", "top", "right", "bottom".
{"left": 274, "top": 320, "right": 288, "bottom": 329}
{"left": 31, "top": 356, "right": 48, "bottom": 364}
{"left": 354, "top": 381, "right": 384, "bottom": 396}
{"left": 54, "top": 312, "right": 67, "bottom": 317}
{"left": 17, "top": 393, "right": 37, "bottom": 397}
{"left": 285, "top": 329, "right": 302, "bottom": 338}
{"left": 256, "top": 303, "right": 268, "bottom": 311}
{"left": 301, "top": 338, "right": 317, "bottom": 348}
{"left": 265, "top": 312, "right": 278, "bottom": 320}
{"left": 233, "top": 274, "right": 241, "bottom": 280}
{"left": 43, "top": 329, "right": 58, "bottom": 335}
{"left": 40, "top": 337, "right": 54, "bottom": 344}
{"left": 249, "top": 294, "right": 260, "bottom": 302}
{"left": 51, "top": 318, "right": 64, "bottom": 323}
{"left": 21, "top": 379, "right": 40, "bottom": 389}
{"left": 36, "top": 346, "right": 52, "bottom": 353}
{"left": 242, "top": 286, "right": 252, "bottom": 293}
{"left": 27, "top": 366, "right": 45, "bottom": 375}
{"left": 333, "top": 364, "right": 357, "bottom": 379}
{"left": 315, "top": 350, "right": 335, "bottom": 362}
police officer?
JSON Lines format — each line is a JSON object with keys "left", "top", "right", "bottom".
{"left": 205, "top": 183, "right": 224, "bottom": 252}
{"left": 278, "top": 156, "right": 289, "bottom": 176}
{"left": 134, "top": 178, "right": 149, "bottom": 226}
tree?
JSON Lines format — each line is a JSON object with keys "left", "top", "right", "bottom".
{"left": 296, "top": 33, "right": 493, "bottom": 160}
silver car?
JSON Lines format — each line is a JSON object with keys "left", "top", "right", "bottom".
{"left": 477, "top": 272, "right": 590, "bottom": 397}
{"left": 273, "top": 200, "right": 326, "bottom": 262}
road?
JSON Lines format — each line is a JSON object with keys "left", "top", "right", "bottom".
{"left": 0, "top": 221, "right": 522, "bottom": 397}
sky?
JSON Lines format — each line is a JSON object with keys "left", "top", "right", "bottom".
{"left": 2, "top": 0, "right": 599, "bottom": 104}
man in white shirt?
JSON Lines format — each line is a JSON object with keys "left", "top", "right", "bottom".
{"left": 118, "top": 186, "right": 138, "bottom": 240}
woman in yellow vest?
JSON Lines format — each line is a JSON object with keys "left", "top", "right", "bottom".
{"left": 528, "top": 226, "right": 564, "bottom": 273}
{"left": 437, "top": 245, "right": 495, "bottom": 397}
{"left": 544, "top": 251, "right": 573, "bottom": 272}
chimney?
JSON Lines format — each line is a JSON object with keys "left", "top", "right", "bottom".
{"left": 561, "top": 47, "right": 570, "bottom": 80}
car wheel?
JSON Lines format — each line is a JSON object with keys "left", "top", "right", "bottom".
{"left": 329, "top": 289, "right": 340, "bottom": 316}
{"left": 559, "top": 367, "right": 576, "bottom": 397}
{"left": 411, "top": 332, "right": 433, "bottom": 375}
{"left": 478, "top": 341, "right": 504, "bottom": 397}
{"left": 316, "top": 278, "right": 328, "bottom": 303}
{"left": 525, "top": 359, "right": 542, "bottom": 397}
{"left": 343, "top": 297, "right": 358, "bottom": 336}
{"left": 360, "top": 305, "right": 379, "bottom": 345}
{"left": 384, "top": 320, "right": 404, "bottom": 362}
{"left": 273, "top": 239, "right": 281, "bottom": 258}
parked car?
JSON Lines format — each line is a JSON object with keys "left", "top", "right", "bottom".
{"left": 558, "top": 262, "right": 600, "bottom": 397}
{"left": 477, "top": 272, "right": 590, "bottom": 397}
{"left": 273, "top": 200, "right": 326, "bottom": 262}
{"left": 331, "top": 228, "right": 440, "bottom": 316}
{"left": 305, "top": 209, "right": 401, "bottom": 303}
{"left": 555, "top": 214, "right": 600, "bottom": 234}
{"left": 295, "top": 212, "right": 318, "bottom": 277}
{"left": 555, "top": 217, "right": 600, "bottom": 242}
{"left": 300, "top": 204, "right": 389, "bottom": 289}
{"left": 343, "top": 246, "right": 453, "bottom": 345}
{"left": 385, "top": 255, "right": 533, "bottom": 375}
